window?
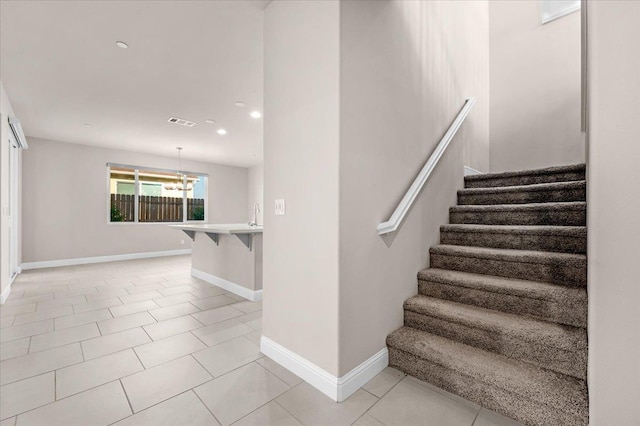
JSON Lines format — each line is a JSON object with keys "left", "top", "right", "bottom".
{"left": 108, "top": 164, "right": 207, "bottom": 223}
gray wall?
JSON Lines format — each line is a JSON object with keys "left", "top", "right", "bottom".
{"left": 338, "top": 0, "right": 490, "bottom": 376}
{"left": 263, "top": 0, "right": 489, "bottom": 378}
{"left": 587, "top": 1, "right": 640, "bottom": 422}
{"left": 263, "top": 0, "right": 341, "bottom": 375}
{"left": 22, "top": 138, "right": 248, "bottom": 263}
{"left": 489, "top": 0, "right": 585, "bottom": 172}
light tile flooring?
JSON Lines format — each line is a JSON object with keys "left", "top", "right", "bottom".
{"left": 0, "top": 256, "right": 521, "bottom": 426}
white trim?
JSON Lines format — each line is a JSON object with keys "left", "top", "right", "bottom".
{"left": 378, "top": 98, "right": 476, "bottom": 235}
{"left": 464, "top": 166, "right": 484, "bottom": 176}
{"left": 1, "top": 282, "right": 12, "bottom": 304}
{"left": 191, "top": 268, "right": 262, "bottom": 302}
{"left": 260, "top": 335, "right": 388, "bottom": 402}
{"left": 8, "top": 116, "right": 29, "bottom": 149}
{"left": 21, "top": 249, "right": 191, "bottom": 271}
{"left": 541, "top": 0, "right": 580, "bottom": 24}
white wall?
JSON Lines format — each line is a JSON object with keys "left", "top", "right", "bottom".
{"left": 263, "top": 0, "right": 341, "bottom": 376}
{"left": 248, "top": 164, "right": 263, "bottom": 225}
{"left": 587, "top": 1, "right": 640, "bottom": 423}
{"left": 489, "top": 0, "right": 585, "bottom": 172}
{"left": 0, "top": 81, "right": 21, "bottom": 300}
{"left": 338, "top": 0, "right": 489, "bottom": 376}
{"left": 21, "top": 138, "right": 248, "bottom": 264}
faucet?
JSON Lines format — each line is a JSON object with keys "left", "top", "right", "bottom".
{"left": 248, "top": 202, "right": 261, "bottom": 226}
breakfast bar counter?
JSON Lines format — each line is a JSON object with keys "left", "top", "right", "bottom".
{"left": 170, "top": 223, "right": 263, "bottom": 301}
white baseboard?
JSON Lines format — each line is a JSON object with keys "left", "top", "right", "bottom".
{"left": 21, "top": 249, "right": 192, "bottom": 271}
{"left": 260, "top": 335, "right": 388, "bottom": 402}
{"left": 191, "top": 268, "right": 263, "bottom": 302}
{"left": 464, "top": 165, "right": 484, "bottom": 176}
{"left": 1, "top": 282, "right": 12, "bottom": 304}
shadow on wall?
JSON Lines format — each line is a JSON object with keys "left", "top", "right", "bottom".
{"left": 337, "top": 0, "right": 489, "bottom": 376}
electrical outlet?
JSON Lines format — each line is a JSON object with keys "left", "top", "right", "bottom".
{"left": 274, "top": 199, "right": 285, "bottom": 216}
{"left": 180, "top": 239, "right": 185, "bottom": 244}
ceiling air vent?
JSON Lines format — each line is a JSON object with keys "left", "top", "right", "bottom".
{"left": 167, "top": 117, "right": 196, "bottom": 127}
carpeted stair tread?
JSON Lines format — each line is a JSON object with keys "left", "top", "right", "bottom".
{"left": 450, "top": 202, "right": 586, "bottom": 226}
{"left": 430, "top": 244, "right": 586, "bottom": 287}
{"left": 440, "top": 224, "right": 586, "bottom": 254}
{"left": 387, "top": 327, "right": 588, "bottom": 425}
{"left": 405, "top": 295, "right": 585, "bottom": 348}
{"left": 418, "top": 267, "right": 587, "bottom": 305}
{"left": 430, "top": 245, "right": 586, "bottom": 268}
{"left": 464, "top": 164, "right": 586, "bottom": 189}
{"left": 458, "top": 180, "right": 586, "bottom": 205}
{"left": 441, "top": 224, "right": 586, "bottom": 237}
{"left": 418, "top": 268, "right": 587, "bottom": 327}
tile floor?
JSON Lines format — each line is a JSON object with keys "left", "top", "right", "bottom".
{"left": 0, "top": 255, "right": 522, "bottom": 426}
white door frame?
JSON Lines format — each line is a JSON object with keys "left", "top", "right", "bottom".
{"left": 7, "top": 125, "right": 20, "bottom": 280}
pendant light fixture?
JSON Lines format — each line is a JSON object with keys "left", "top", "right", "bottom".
{"left": 163, "top": 147, "right": 193, "bottom": 191}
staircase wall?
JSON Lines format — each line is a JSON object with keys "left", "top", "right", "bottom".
{"left": 338, "top": 0, "right": 490, "bottom": 376}
{"left": 489, "top": 0, "right": 585, "bottom": 172}
{"left": 587, "top": 1, "right": 640, "bottom": 423}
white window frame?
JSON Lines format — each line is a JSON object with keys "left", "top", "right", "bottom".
{"left": 106, "top": 163, "right": 208, "bottom": 225}
{"left": 541, "top": 0, "right": 580, "bottom": 25}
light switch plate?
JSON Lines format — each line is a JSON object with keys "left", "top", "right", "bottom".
{"left": 274, "top": 199, "right": 285, "bottom": 215}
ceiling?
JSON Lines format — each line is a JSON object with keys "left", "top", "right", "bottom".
{"left": 0, "top": 0, "right": 268, "bottom": 167}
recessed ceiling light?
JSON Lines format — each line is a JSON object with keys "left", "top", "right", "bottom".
{"left": 217, "top": 129, "right": 227, "bottom": 135}
{"left": 84, "top": 124, "right": 92, "bottom": 127}
{"left": 250, "top": 111, "right": 262, "bottom": 119}
{"left": 116, "top": 41, "right": 129, "bottom": 49}
{"left": 205, "top": 119, "right": 216, "bottom": 124}
{"left": 234, "top": 102, "right": 246, "bottom": 108}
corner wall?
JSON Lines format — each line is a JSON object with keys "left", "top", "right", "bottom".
{"left": 21, "top": 138, "right": 248, "bottom": 264}
{"left": 587, "top": 1, "right": 640, "bottom": 423}
{"left": 262, "top": 0, "right": 341, "bottom": 376}
{"left": 263, "top": 0, "right": 489, "bottom": 387}
{"left": 489, "top": 0, "right": 585, "bottom": 172}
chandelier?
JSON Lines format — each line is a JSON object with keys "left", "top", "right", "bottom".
{"left": 164, "top": 147, "right": 193, "bottom": 191}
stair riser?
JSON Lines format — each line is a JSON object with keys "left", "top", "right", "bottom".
{"left": 404, "top": 311, "right": 587, "bottom": 380}
{"left": 440, "top": 230, "right": 586, "bottom": 254}
{"left": 418, "top": 280, "right": 587, "bottom": 328}
{"left": 457, "top": 187, "right": 585, "bottom": 205}
{"left": 388, "top": 348, "right": 588, "bottom": 426}
{"left": 430, "top": 253, "right": 587, "bottom": 287}
{"left": 450, "top": 208, "right": 586, "bottom": 226}
{"left": 464, "top": 171, "right": 585, "bottom": 189}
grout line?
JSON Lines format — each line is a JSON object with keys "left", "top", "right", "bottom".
{"left": 139, "top": 323, "right": 155, "bottom": 343}
{"left": 192, "top": 387, "right": 223, "bottom": 425}
{"left": 471, "top": 407, "right": 481, "bottom": 425}
{"left": 119, "top": 379, "right": 136, "bottom": 415}
{"left": 273, "top": 391, "right": 309, "bottom": 425}
{"left": 131, "top": 342, "right": 147, "bottom": 370}
{"left": 189, "top": 330, "right": 208, "bottom": 347}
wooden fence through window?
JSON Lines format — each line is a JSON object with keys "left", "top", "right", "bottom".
{"left": 110, "top": 194, "right": 204, "bottom": 222}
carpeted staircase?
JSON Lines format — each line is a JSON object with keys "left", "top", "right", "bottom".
{"left": 387, "top": 164, "right": 588, "bottom": 426}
